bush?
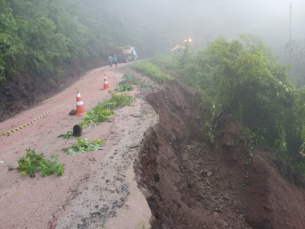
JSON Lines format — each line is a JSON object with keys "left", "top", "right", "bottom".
{"left": 152, "top": 34, "right": 305, "bottom": 174}
{"left": 183, "top": 35, "right": 298, "bottom": 153}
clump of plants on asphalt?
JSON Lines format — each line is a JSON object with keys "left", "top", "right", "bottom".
{"left": 79, "top": 108, "right": 115, "bottom": 128}
{"left": 58, "top": 131, "right": 74, "bottom": 139}
{"left": 62, "top": 138, "right": 104, "bottom": 155}
{"left": 17, "top": 149, "right": 64, "bottom": 177}
{"left": 79, "top": 91, "right": 135, "bottom": 128}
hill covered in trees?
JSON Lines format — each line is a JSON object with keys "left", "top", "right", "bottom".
{"left": 0, "top": 0, "right": 304, "bottom": 120}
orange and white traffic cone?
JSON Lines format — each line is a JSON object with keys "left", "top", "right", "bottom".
{"left": 75, "top": 92, "right": 87, "bottom": 116}
{"left": 103, "top": 74, "right": 110, "bottom": 90}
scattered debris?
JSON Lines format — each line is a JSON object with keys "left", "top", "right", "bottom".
{"left": 69, "top": 109, "right": 77, "bottom": 116}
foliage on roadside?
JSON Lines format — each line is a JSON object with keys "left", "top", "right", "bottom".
{"left": 58, "top": 131, "right": 73, "bottom": 139}
{"left": 79, "top": 91, "right": 135, "bottom": 128}
{"left": 100, "top": 91, "right": 135, "bottom": 110}
{"left": 80, "top": 108, "right": 115, "bottom": 128}
{"left": 183, "top": 34, "right": 298, "bottom": 155}
{"left": 114, "top": 84, "right": 133, "bottom": 92}
{"left": 151, "top": 54, "right": 180, "bottom": 72}
{"left": 152, "top": 34, "right": 305, "bottom": 175}
{"left": 17, "top": 149, "right": 64, "bottom": 177}
{"left": 122, "top": 74, "right": 138, "bottom": 85}
{"left": 138, "top": 82, "right": 155, "bottom": 88}
{"left": 62, "top": 138, "right": 104, "bottom": 156}
{"left": 131, "top": 61, "right": 172, "bottom": 84}
{"left": 121, "top": 74, "right": 156, "bottom": 88}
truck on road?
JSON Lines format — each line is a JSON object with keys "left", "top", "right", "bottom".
{"left": 112, "top": 46, "right": 138, "bottom": 63}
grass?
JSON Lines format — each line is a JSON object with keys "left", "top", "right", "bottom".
{"left": 131, "top": 61, "right": 172, "bottom": 84}
{"left": 17, "top": 149, "right": 64, "bottom": 177}
{"left": 62, "top": 138, "right": 104, "bottom": 156}
{"left": 138, "top": 82, "right": 155, "bottom": 88}
{"left": 121, "top": 74, "right": 156, "bottom": 88}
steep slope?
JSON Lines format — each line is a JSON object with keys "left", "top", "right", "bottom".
{"left": 135, "top": 80, "right": 305, "bottom": 229}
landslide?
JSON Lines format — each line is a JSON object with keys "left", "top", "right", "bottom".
{"left": 135, "top": 80, "right": 305, "bottom": 229}
{"left": 0, "top": 58, "right": 106, "bottom": 122}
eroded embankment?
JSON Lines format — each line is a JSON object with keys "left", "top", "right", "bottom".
{"left": 135, "top": 80, "right": 305, "bottom": 229}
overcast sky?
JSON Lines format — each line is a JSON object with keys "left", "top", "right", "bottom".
{"left": 115, "top": 0, "right": 305, "bottom": 60}
{"left": 168, "top": 0, "right": 305, "bottom": 59}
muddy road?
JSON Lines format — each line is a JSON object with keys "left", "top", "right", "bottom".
{"left": 0, "top": 64, "right": 157, "bottom": 229}
{"left": 1, "top": 63, "right": 305, "bottom": 229}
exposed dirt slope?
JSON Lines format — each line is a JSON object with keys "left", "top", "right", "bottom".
{"left": 135, "top": 79, "right": 305, "bottom": 229}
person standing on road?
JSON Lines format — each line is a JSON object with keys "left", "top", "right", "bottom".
{"left": 113, "top": 55, "right": 118, "bottom": 68}
{"left": 108, "top": 55, "right": 113, "bottom": 67}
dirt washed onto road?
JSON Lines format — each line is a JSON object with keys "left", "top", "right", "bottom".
{"left": 0, "top": 64, "right": 158, "bottom": 229}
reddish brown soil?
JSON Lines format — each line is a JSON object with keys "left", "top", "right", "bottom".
{"left": 0, "top": 64, "right": 156, "bottom": 229}
{"left": 135, "top": 79, "right": 305, "bottom": 229}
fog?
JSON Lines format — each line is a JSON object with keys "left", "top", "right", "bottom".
{"left": 120, "top": 0, "right": 305, "bottom": 61}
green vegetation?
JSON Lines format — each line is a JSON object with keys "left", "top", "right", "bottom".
{"left": 0, "top": 0, "right": 193, "bottom": 86}
{"left": 62, "top": 138, "right": 104, "bottom": 156}
{"left": 99, "top": 91, "right": 135, "bottom": 110}
{"left": 183, "top": 35, "right": 297, "bottom": 154}
{"left": 138, "top": 82, "right": 155, "bottom": 88}
{"left": 205, "top": 122, "right": 215, "bottom": 146}
{"left": 138, "top": 222, "right": 146, "bottom": 229}
{"left": 58, "top": 131, "right": 73, "bottom": 139}
{"left": 114, "top": 84, "right": 133, "bottom": 92}
{"left": 17, "top": 149, "right": 64, "bottom": 177}
{"left": 149, "top": 34, "right": 305, "bottom": 175}
{"left": 120, "top": 74, "right": 156, "bottom": 88}
{"left": 79, "top": 91, "right": 134, "bottom": 128}
{"left": 80, "top": 108, "right": 115, "bottom": 128}
{"left": 131, "top": 61, "right": 172, "bottom": 84}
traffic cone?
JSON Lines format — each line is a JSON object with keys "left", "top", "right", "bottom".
{"left": 103, "top": 74, "right": 110, "bottom": 90}
{"left": 75, "top": 92, "right": 87, "bottom": 116}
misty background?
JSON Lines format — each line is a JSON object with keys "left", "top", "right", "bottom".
{"left": 1, "top": 0, "right": 304, "bottom": 82}
{"left": 121, "top": 0, "right": 305, "bottom": 62}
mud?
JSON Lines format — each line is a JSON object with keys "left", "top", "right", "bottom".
{"left": 0, "top": 64, "right": 156, "bottom": 229}
{"left": 136, "top": 80, "right": 305, "bottom": 229}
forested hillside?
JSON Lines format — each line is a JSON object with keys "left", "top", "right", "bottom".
{"left": 0, "top": 0, "right": 190, "bottom": 120}
{"left": 0, "top": 0, "right": 137, "bottom": 120}
{"left": 132, "top": 34, "right": 305, "bottom": 176}
{"left": 0, "top": 0, "right": 304, "bottom": 121}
